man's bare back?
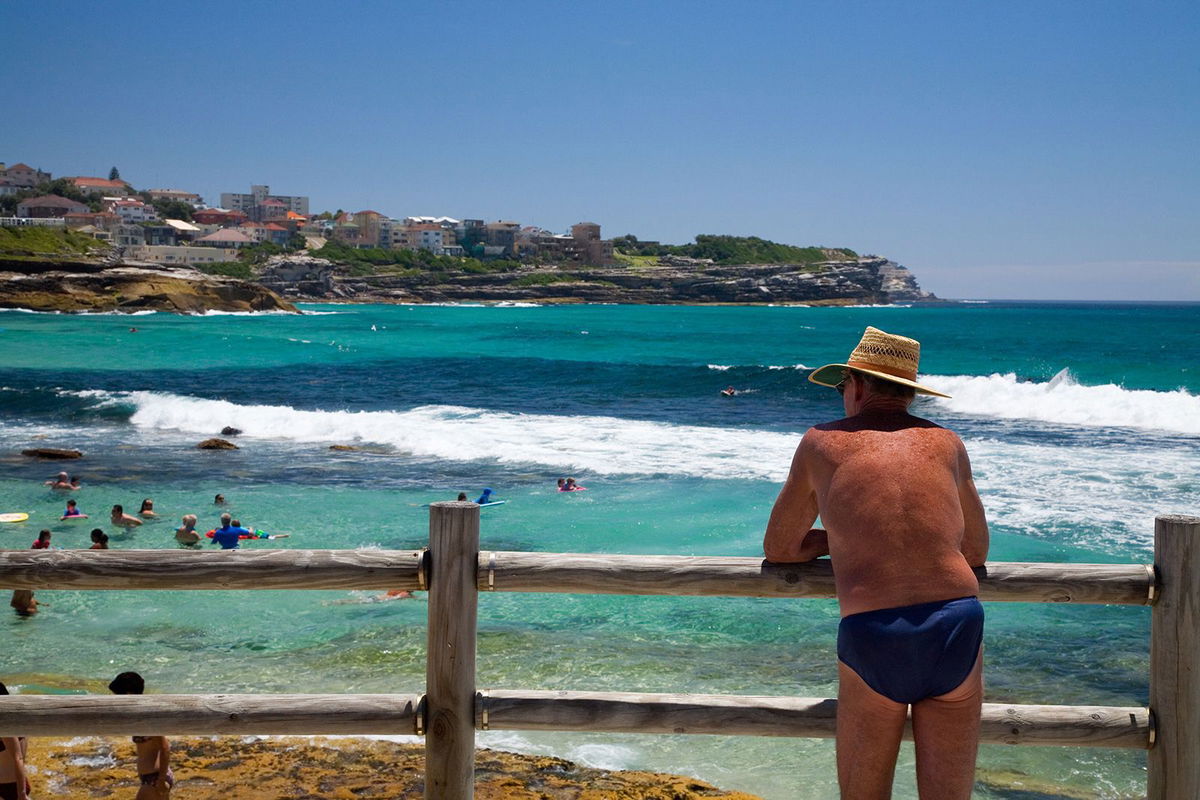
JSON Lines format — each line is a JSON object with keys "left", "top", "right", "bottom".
{"left": 789, "top": 411, "right": 986, "bottom": 616}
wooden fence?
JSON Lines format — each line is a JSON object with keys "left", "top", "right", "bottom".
{"left": 0, "top": 505, "right": 1196, "bottom": 799}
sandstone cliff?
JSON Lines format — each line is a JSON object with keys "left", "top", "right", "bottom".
{"left": 0, "top": 257, "right": 297, "bottom": 313}
{"left": 258, "top": 254, "right": 937, "bottom": 305}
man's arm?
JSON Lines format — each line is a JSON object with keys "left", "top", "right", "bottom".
{"left": 763, "top": 434, "right": 827, "bottom": 562}
{"left": 956, "top": 437, "right": 989, "bottom": 567}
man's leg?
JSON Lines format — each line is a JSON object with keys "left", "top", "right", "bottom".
{"left": 910, "top": 649, "right": 983, "bottom": 800}
{"left": 837, "top": 660, "right": 908, "bottom": 799}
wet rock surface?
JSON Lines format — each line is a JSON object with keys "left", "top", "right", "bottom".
{"left": 26, "top": 736, "right": 764, "bottom": 799}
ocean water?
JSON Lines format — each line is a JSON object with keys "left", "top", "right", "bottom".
{"left": 1, "top": 301, "right": 1197, "bottom": 799}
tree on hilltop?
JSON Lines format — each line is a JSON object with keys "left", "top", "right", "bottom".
{"left": 109, "top": 166, "right": 121, "bottom": 181}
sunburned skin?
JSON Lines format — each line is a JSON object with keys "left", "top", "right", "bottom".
{"left": 763, "top": 379, "right": 988, "bottom": 616}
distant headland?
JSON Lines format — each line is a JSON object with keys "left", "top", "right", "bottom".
{"left": 0, "top": 161, "right": 937, "bottom": 311}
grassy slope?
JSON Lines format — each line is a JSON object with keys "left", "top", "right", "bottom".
{"left": 0, "top": 226, "right": 109, "bottom": 257}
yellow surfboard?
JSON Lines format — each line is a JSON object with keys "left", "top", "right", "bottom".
{"left": 0, "top": 512, "right": 30, "bottom": 523}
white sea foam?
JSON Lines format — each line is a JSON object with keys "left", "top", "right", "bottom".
{"left": 927, "top": 369, "right": 1200, "bottom": 435}
{"left": 121, "top": 391, "right": 802, "bottom": 480}
{"left": 197, "top": 309, "right": 297, "bottom": 316}
{"left": 706, "top": 363, "right": 809, "bottom": 371}
{"left": 53, "top": 388, "right": 1195, "bottom": 554}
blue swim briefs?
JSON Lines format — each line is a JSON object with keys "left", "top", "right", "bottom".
{"left": 837, "top": 596, "right": 984, "bottom": 704}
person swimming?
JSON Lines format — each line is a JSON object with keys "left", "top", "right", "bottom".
{"left": 175, "top": 515, "right": 200, "bottom": 546}
{"left": 60, "top": 499, "right": 87, "bottom": 519}
{"left": 44, "top": 472, "right": 73, "bottom": 490}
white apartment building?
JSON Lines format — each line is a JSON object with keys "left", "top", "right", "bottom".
{"left": 220, "top": 184, "right": 309, "bottom": 219}
{"left": 125, "top": 245, "right": 241, "bottom": 265}
{"left": 105, "top": 198, "right": 159, "bottom": 223}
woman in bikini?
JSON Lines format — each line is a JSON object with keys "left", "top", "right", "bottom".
{"left": 0, "top": 682, "right": 30, "bottom": 800}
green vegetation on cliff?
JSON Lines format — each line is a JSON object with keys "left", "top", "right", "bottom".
{"left": 0, "top": 226, "right": 109, "bottom": 257}
{"left": 614, "top": 234, "right": 857, "bottom": 265}
{"left": 310, "top": 240, "right": 521, "bottom": 276}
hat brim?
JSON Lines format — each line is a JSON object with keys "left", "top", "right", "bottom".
{"left": 808, "top": 363, "right": 951, "bottom": 399}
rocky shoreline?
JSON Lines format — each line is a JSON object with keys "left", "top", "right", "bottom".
{"left": 257, "top": 254, "right": 939, "bottom": 306}
{"left": 0, "top": 251, "right": 938, "bottom": 313}
{"left": 25, "top": 735, "right": 763, "bottom": 799}
{"left": 0, "top": 257, "right": 296, "bottom": 314}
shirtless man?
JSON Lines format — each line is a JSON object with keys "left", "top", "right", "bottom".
{"left": 764, "top": 327, "right": 988, "bottom": 800}
{"left": 111, "top": 504, "right": 143, "bottom": 528}
{"left": 109, "top": 672, "right": 172, "bottom": 799}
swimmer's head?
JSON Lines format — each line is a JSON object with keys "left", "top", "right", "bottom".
{"left": 220, "top": 512, "right": 232, "bottom": 526}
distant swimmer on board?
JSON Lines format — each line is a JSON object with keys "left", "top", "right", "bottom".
{"left": 763, "top": 326, "right": 988, "bottom": 799}
{"left": 721, "top": 385, "right": 737, "bottom": 397}
{"left": 559, "top": 477, "right": 586, "bottom": 492}
{"left": 475, "top": 488, "right": 496, "bottom": 504}
{"left": 60, "top": 499, "right": 87, "bottom": 519}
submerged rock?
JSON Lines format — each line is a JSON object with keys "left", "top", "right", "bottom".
{"left": 21, "top": 448, "right": 83, "bottom": 459}
{"left": 197, "top": 438, "right": 239, "bottom": 450}
{"left": 220, "top": 426, "right": 243, "bottom": 436}
{"left": 26, "top": 736, "right": 763, "bottom": 799}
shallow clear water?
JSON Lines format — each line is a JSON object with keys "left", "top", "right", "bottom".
{"left": 1, "top": 301, "right": 1196, "bottom": 798}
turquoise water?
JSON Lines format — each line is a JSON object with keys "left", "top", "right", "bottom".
{"left": 1, "top": 302, "right": 1197, "bottom": 798}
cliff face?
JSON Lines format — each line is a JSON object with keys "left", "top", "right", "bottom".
{"left": 258, "top": 255, "right": 936, "bottom": 305}
{"left": 0, "top": 257, "right": 297, "bottom": 313}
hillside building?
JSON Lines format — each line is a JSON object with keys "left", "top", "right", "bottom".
{"left": 16, "top": 194, "right": 89, "bottom": 218}
{"left": 220, "top": 184, "right": 309, "bottom": 221}
{"left": 0, "top": 162, "right": 52, "bottom": 189}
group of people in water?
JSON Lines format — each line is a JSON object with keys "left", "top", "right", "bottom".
{"left": 1, "top": 673, "right": 171, "bottom": 799}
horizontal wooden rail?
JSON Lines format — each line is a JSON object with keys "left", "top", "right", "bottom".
{"left": 0, "top": 549, "right": 425, "bottom": 591}
{"left": 0, "top": 694, "right": 422, "bottom": 736}
{"left": 478, "top": 690, "right": 1152, "bottom": 749}
{"left": 0, "top": 691, "right": 1150, "bottom": 749}
{"left": 479, "top": 552, "right": 1156, "bottom": 605}
{"left": 0, "top": 551, "right": 1154, "bottom": 605}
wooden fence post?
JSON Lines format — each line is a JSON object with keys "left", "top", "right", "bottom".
{"left": 1148, "top": 514, "right": 1200, "bottom": 799}
{"left": 425, "top": 501, "right": 480, "bottom": 800}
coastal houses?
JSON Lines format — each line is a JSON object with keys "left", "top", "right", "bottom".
{"left": 16, "top": 194, "right": 88, "bottom": 218}
{"left": 220, "top": 184, "right": 309, "bottom": 221}
{"left": 2, "top": 157, "right": 619, "bottom": 271}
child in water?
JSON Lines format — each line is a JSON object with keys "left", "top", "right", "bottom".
{"left": 109, "top": 672, "right": 172, "bottom": 799}
{"left": 61, "top": 499, "right": 87, "bottom": 519}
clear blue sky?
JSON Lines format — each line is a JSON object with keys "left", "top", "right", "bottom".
{"left": 2, "top": 1, "right": 1196, "bottom": 300}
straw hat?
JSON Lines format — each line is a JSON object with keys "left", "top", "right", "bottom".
{"left": 808, "top": 326, "right": 950, "bottom": 398}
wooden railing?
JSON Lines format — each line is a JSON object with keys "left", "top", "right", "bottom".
{"left": 0, "top": 506, "right": 1196, "bottom": 800}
